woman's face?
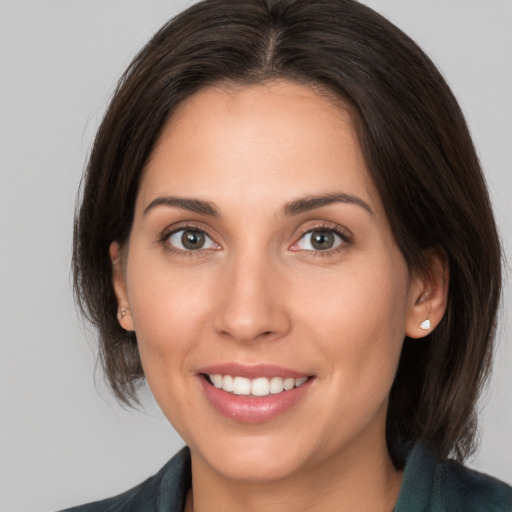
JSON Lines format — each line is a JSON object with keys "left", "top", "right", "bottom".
{"left": 112, "top": 81, "right": 424, "bottom": 482}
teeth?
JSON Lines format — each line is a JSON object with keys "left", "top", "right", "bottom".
{"left": 233, "top": 376, "right": 251, "bottom": 395}
{"left": 269, "top": 376, "right": 284, "bottom": 394}
{"left": 207, "top": 374, "right": 309, "bottom": 396}
{"left": 283, "top": 377, "right": 295, "bottom": 391}
{"left": 223, "top": 375, "right": 234, "bottom": 392}
{"left": 251, "top": 377, "right": 270, "bottom": 396}
{"left": 295, "top": 377, "right": 308, "bottom": 386}
{"left": 211, "top": 374, "right": 223, "bottom": 388}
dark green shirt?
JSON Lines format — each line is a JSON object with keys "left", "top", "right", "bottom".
{"left": 61, "top": 444, "right": 512, "bottom": 511}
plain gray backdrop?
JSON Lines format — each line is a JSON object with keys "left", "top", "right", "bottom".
{"left": 1, "top": 1, "right": 511, "bottom": 511}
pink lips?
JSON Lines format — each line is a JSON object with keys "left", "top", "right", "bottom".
{"left": 198, "top": 363, "right": 310, "bottom": 380}
{"left": 197, "top": 363, "right": 313, "bottom": 423}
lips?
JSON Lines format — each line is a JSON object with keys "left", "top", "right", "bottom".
{"left": 197, "top": 364, "right": 314, "bottom": 423}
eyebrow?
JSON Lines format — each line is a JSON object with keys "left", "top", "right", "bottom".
{"left": 143, "top": 192, "right": 374, "bottom": 218}
{"left": 282, "top": 193, "right": 374, "bottom": 216}
{"left": 144, "top": 196, "right": 220, "bottom": 217}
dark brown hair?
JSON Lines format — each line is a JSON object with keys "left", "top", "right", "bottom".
{"left": 73, "top": 0, "right": 501, "bottom": 464}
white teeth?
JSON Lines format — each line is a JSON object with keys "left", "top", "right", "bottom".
{"left": 269, "top": 376, "right": 284, "bottom": 394}
{"left": 283, "top": 377, "right": 295, "bottom": 391}
{"left": 211, "top": 374, "right": 223, "bottom": 388}
{"left": 295, "top": 377, "right": 308, "bottom": 387}
{"left": 233, "top": 376, "right": 251, "bottom": 395}
{"left": 251, "top": 377, "right": 270, "bottom": 396}
{"left": 223, "top": 375, "right": 234, "bottom": 392}
{"left": 207, "top": 374, "right": 309, "bottom": 396}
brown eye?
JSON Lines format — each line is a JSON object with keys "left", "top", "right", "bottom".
{"left": 310, "top": 231, "right": 335, "bottom": 250}
{"left": 294, "top": 229, "right": 345, "bottom": 252}
{"left": 167, "top": 229, "right": 217, "bottom": 251}
{"left": 181, "top": 230, "right": 205, "bottom": 249}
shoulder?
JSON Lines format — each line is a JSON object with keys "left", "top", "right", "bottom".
{"left": 58, "top": 447, "right": 191, "bottom": 512}
{"left": 440, "top": 457, "right": 512, "bottom": 511}
{"left": 396, "top": 443, "right": 512, "bottom": 511}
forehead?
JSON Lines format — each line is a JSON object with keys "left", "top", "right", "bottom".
{"left": 139, "top": 80, "right": 382, "bottom": 216}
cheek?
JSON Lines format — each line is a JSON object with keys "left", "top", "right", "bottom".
{"left": 124, "top": 251, "right": 214, "bottom": 382}
{"left": 125, "top": 266, "right": 216, "bottom": 434}
{"left": 132, "top": 288, "right": 207, "bottom": 350}
{"left": 296, "top": 259, "right": 409, "bottom": 384}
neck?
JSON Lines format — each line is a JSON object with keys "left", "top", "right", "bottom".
{"left": 186, "top": 436, "right": 403, "bottom": 512}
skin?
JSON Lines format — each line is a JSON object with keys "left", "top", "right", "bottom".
{"left": 111, "top": 81, "right": 448, "bottom": 512}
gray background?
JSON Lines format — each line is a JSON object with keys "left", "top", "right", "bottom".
{"left": 0, "top": 1, "right": 510, "bottom": 511}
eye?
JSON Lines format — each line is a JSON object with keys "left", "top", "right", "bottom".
{"left": 167, "top": 228, "right": 218, "bottom": 251}
{"left": 294, "top": 229, "right": 345, "bottom": 252}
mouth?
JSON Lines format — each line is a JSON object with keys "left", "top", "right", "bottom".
{"left": 203, "top": 373, "right": 310, "bottom": 397}
{"left": 198, "top": 365, "right": 315, "bottom": 423}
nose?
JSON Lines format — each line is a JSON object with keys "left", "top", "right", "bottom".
{"left": 212, "top": 253, "right": 291, "bottom": 344}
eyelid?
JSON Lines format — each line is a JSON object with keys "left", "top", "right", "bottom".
{"left": 290, "top": 223, "right": 352, "bottom": 253}
{"left": 159, "top": 222, "right": 221, "bottom": 253}
{"left": 157, "top": 220, "right": 351, "bottom": 255}
{"left": 169, "top": 229, "right": 217, "bottom": 250}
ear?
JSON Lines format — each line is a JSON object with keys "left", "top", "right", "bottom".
{"left": 109, "top": 241, "right": 135, "bottom": 332}
{"left": 405, "top": 247, "right": 449, "bottom": 339}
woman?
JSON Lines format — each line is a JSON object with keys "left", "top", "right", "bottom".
{"left": 64, "top": 0, "right": 511, "bottom": 510}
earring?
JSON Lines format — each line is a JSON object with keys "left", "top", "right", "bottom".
{"left": 120, "top": 307, "right": 129, "bottom": 319}
{"left": 419, "top": 319, "right": 431, "bottom": 330}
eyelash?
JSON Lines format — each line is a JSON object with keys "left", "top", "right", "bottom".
{"left": 292, "top": 225, "right": 352, "bottom": 256}
{"left": 158, "top": 223, "right": 351, "bottom": 256}
{"left": 159, "top": 224, "right": 219, "bottom": 258}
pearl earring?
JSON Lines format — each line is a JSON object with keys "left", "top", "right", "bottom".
{"left": 120, "top": 307, "right": 129, "bottom": 319}
{"left": 419, "top": 319, "right": 431, "bottom": 330}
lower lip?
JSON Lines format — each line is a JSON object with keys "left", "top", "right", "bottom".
{"left": 199, "top": 376, "right": 313, "bottom": 423}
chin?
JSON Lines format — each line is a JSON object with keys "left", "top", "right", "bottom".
{"left": 191, "top": 432, "right": 314, "bottom": 483}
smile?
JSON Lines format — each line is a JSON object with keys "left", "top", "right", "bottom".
{"left": 206, "top": 374, "right": 309, "bottom": 396}
{"left": 198, "top": 364, "right": 314, "bottom": 422}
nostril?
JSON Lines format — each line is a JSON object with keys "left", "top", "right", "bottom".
{"left": 257, "top": 331, "right": 276, "bottom": 339}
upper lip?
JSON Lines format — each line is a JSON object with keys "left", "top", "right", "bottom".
{"left": 197, "top": 363, "right": 311, "bottom": 380}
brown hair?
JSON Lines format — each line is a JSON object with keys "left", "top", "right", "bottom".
{"left": 73, "top": 0, "right": 501, "bottom": 464}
